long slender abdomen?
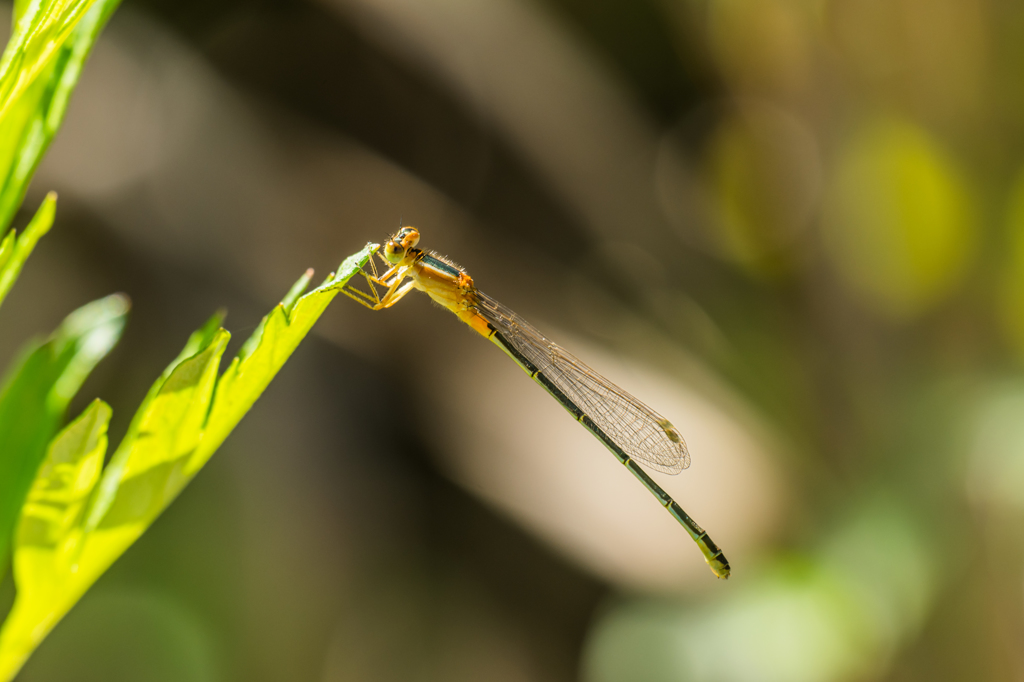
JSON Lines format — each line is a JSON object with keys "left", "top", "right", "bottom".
{"left": 483, "top": 327, "right": 731, "bottom": 579}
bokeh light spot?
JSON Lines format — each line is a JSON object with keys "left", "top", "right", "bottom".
{"left": 823, "top": 116, "right": 975, "bottom": 319}
{"left": 706, "top": 101, "right": 821, "bottom": 275}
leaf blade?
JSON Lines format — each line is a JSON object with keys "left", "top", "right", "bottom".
{"left": 0, "top": 293, "right": 127, "bottom": 580}
{"left": 0, "top": 243, "right": 375, "bottom": 680}
{"left": 0, "top": 191, "right": 53, "bottom": 311}
{"left": 195, "top": 244, "right": 375, "bottom": 467}
{"left": 0, "top": 0, "right": 121, "bottom": 234}
{"left": 0, "top": 398, "right": 110, "bottom": 680}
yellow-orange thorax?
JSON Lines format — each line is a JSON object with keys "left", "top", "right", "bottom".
{"left": 408, "top": 250, "right": 493, "bottom": 338}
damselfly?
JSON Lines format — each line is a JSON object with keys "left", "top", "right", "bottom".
{"left": 342, "top": 227, "right": 730, "bottom": 579}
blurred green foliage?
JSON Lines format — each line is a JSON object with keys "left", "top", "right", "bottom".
{"left": 0, "top": 0, "right": 115, "bottom": 235}
{"left": 824, "top": 116, "right": 976, "bottom": 319}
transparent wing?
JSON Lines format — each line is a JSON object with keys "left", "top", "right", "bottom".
{"left": 475, "top": 291, "right": 689, "bottom": 474}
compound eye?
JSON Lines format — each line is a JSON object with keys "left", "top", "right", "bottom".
{"left": 383, "top": 241, "right": 406, "bottom": 264}
{"left": 399, "top": 227, "right": 420, "bottom": 249}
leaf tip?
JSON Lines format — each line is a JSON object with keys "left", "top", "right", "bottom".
{"left": 82, "top": 396, "right": 113, "bottom": 425}
{"left": 107, "top": 292, "right": 130, "bottom": 315}
{"left": 281, "top": 268, "right": 315, "bottom": 314}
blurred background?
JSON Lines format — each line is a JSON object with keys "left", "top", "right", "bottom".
{"left": 0, "top": 0, "right": 1021, "bottom": 679}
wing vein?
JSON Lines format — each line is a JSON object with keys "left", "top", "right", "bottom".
{"left": 475, "top": 291, "right": 689, "bottom": 474}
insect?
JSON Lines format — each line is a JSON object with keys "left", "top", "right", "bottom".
{"left": 342, "top": 227, "right": 730, "bottom": 579}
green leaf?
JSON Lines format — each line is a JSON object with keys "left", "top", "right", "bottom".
{"left": 198, "top": 247, "right": 374, "bottom": 465}
{"left": 0, "top": 243, "right": 376, "bottom": 681}
{"left": 0, "top": 398, "right": 110, "bottom": 678}
{"left": 0, "top": 0, "right": 121, "bottom": 235}
{"left": 0, "top": 0, "right": 100, "bottom": 122}
{"left": 0, "top": 293, "right": 127, "bottom": 582}
{"left": 0, "top": 191, "right": 54, "bottom": 311}
{"left": 235, "top": 268, "right": 312, "bottom": 362}
{"left": 83, "top": 327, "right": 231, "bottom": 537}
